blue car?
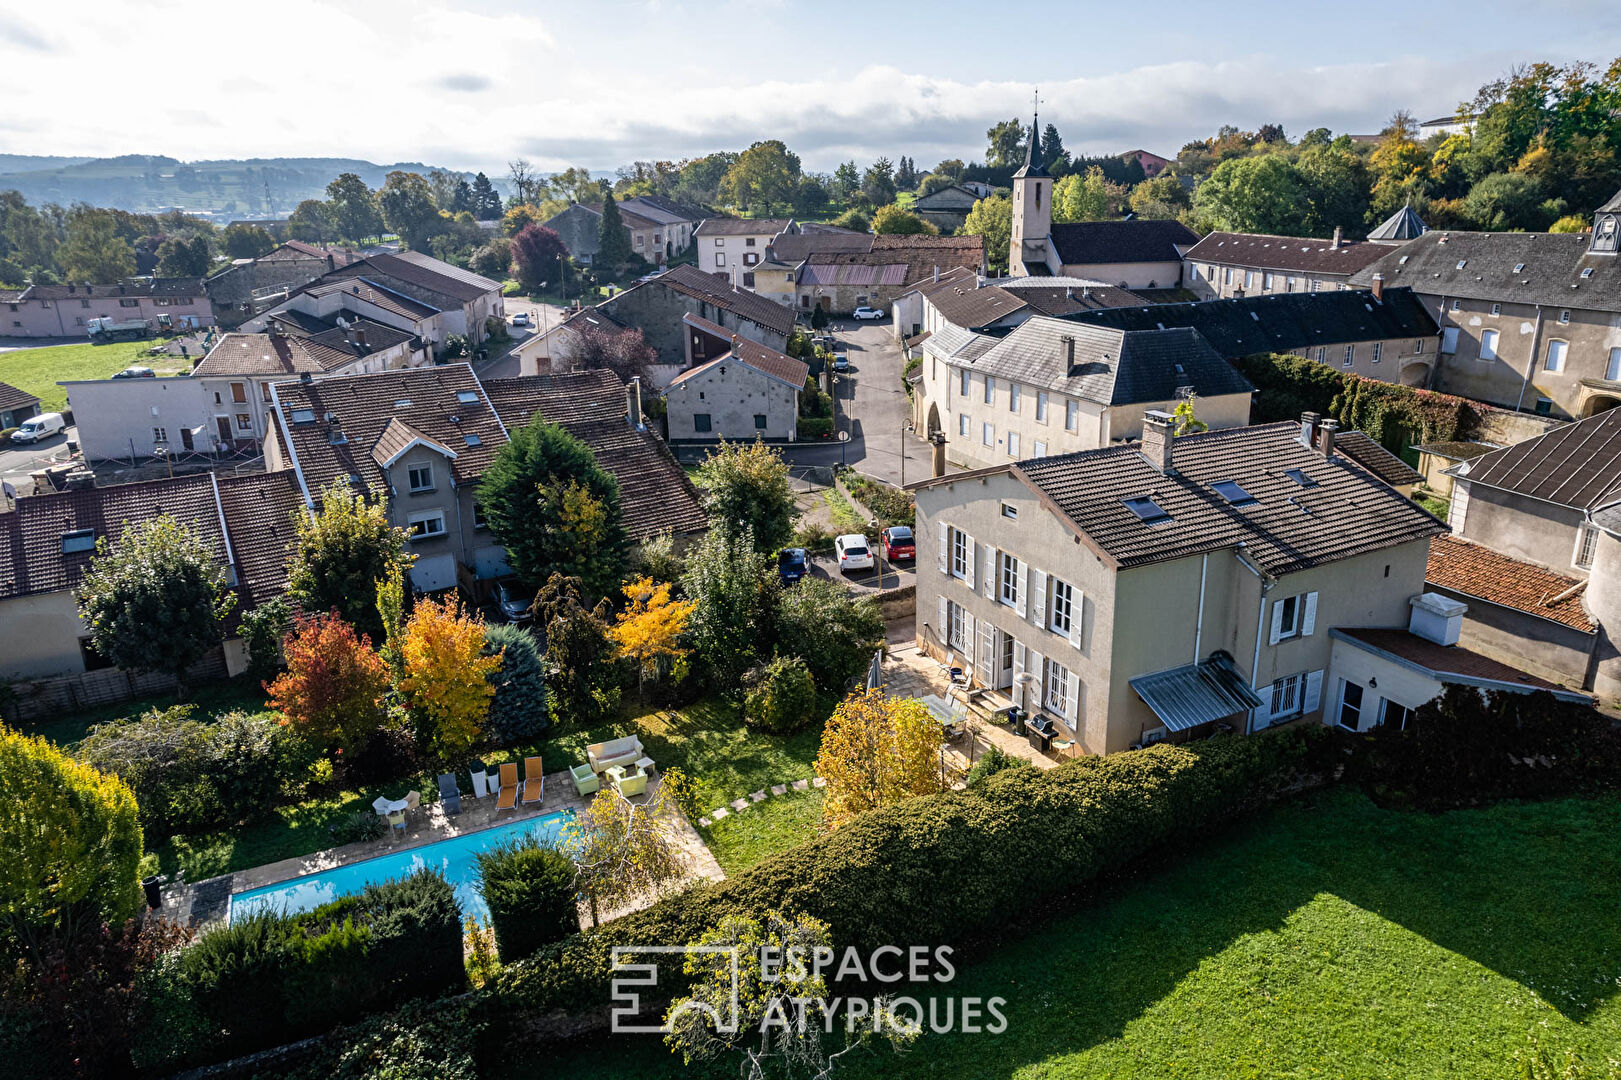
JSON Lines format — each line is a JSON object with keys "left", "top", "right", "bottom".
{"left": 778, "top": 547, "right": 808, "bottom": 585}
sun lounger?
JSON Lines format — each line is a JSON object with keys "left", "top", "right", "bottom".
{"left": 495, "top": 762, "right": 519, "bottom": 813}
{"left": 570, "top": 762, "right": 600, "bottom": 796}
{"left": 437, "top": 773, "right": 462, "bottom": 816}
{"left": 522, "top": 756, "right": 545, "bottom": 806}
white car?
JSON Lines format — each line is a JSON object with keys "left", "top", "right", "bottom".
{"left": 834, "top": 534, "right": 874, "bottom": 573}
{"left": 510, "top": 312, "right": 531, "bottom": 327}
{"left": 851, "top": 306, "right": 886, "bottom": 321}
{"left": 10, "top": 412, "right": 66, "bottom": 443}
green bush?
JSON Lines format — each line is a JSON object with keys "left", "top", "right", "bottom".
{"left": 482, "top": 623, "right": 550, "bottom": 745}
{"left": 241, "top": 597, "right": 292, "bottom": 683}
{"left": 134, "top": 870, "right": 464, "bottom": 1070}
{"left": 475, "top": 836, "right": 580, "bottom": 961}
{"left": 743, "top": 656, "right": 818, "bottom": 734}
{"left": 286, "top": 998, "right": 484, "bottom": 1080}
{"left": 843, "top": 472, "right": 914, "bottom": 526}
{"left": 798, "top": 416, "right": 834, "bottom": 439}
{"left": 1233, "top": 351, "right": 1485, "bottom": 447}
{"left": 330, "top": 808, "right": 387, "bottom": 845}
{"left": 0, "top": 427, "right": 17, "bottom": 446}
{"left": 773, "top": 577, "right": 884, "bottom": 692}
{"left": 964, "top": 745, "right": 1030, "bottom": 786}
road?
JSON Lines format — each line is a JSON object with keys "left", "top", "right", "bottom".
{"left": 478, "top": 299, "right": 571, "bottom": 380}
{"left": 1, "top": 426, "right": 78, "bottom": 495}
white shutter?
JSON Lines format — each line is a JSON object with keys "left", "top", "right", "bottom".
{"left": 1017, "top": 563, "right": 1029, "bottom": 618}
{"left": 938, "top": 596, "right": 949, "bottom": 652}
{"left": 962, "top": 611, "right": 976, "bottom": 675}
{"left": 1267, "top": 599, "right": 1284, "bottom": 645}
{"left": 983, "top": 546, "right": 998, "bottom": 600}
{"left": 977, "top": 620, "right": 996, "bottom": 681}
{"left": 1028, "top": 650, "right": 1043, "bottom": 710}
{"left": 1064, "top": 671, "right": 1079, "bottom": 723}
{"left": 1448, "top": 480, "right": 1469, "bottom": 532}
{"left": 1031, "top": 569, "right": 1047, "bottom": 627}
{"left": 1301, "top": 592, "right": 1318, "bottom": 637}
{"left": 1012, "top": 640, "right": 1026, "bottom": 686}
{"left": 1304, "top": 669, "right": 1324, "bottom": 714}
{"left": 1067, "top": 590, "right": 1084, "bottom": 650}
{"left": 1253, "top": 685, "right": 1274, "bottom": 726}
{"left": 964, "top": 536, "right": 976, "bottom": 591}
{"left": 937, "top": 521, "right": 949, "bottom": 574}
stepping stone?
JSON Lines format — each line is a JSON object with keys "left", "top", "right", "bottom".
{"left": 791, "top": 779, "right": 810, "bottom": 791}
{"left": 750, "top": 790, "right": 767, "bottom": 802}
{"left": 730, "top": 798, "right": 749, "bottom": 812}
{"left": 710, "top": 807, "right": 729, "bottom": 820}
{"left": 697, "top": 816, "right": 711, "bottom": 826}
{"left": 770, "top": 784, "right": 787, "bottom": 796}
{"left": 812, "top": 777, "right": 827, "bottom": 788}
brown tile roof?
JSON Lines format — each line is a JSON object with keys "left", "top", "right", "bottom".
{"left": 1183, "top": 231, "right": 1392, "bottom": 276}
{"left": 919, "top": 279, "right": 1026, "bottom": 329}
{"left": 695, "top": 218, "right": 794, "bottom": 237}
{"left": 1454, "top": 409, "right": 1621, "bottom": 510}
{"left": 639, "top": 264, "right": 795, "bottom": 337}
{"left": 261, "top": 241, "right": 362, "bottom": 266}
{"left": 324, "top": 252, "right": 499, "bottom": 304}
{"left": 1334, "top": 627, "right": 1583, "bottom": 697}
{"left": 1426, "top": 535, "right": 1595, "bottom": 633}
{"left": 0, "top": 381, "right": 40, "bottom": 414}
{"left": 1333, "top": 430, "right": 1424, "bottom": 488}
{"left": 25, "top": 278, "right": 204, "bottom": 301}
{"left": 579, "top": 202, "right": 662, "bottom": 231}
{"left": 214, "top": 471, "right": 303, "bottom": 607}
{"left": 370, "top": 417, "right": 455, "bottom": 470}
{"left": 1000, "top": 282, "right": 1148, "bottom": 316}
{"left": 481, "top": 371, "right": 707, "bottom": 540}
{"left": 192, "top": 333, "right": 326, "bottom": 377}
{"left": 766, "top": 232, "right": 876, "bottom": 263}
{"left": 676, "top": 313, "right": 809, "bottom": 388}
{"left": 956, "top": 421, "right": 1448, "bottom": 575}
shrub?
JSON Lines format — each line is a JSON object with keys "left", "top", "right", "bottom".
{"left": 1233, "top": 351, "right": 1485, "bottom": 446}
{"left": 964, "top": 745, "right": 1030, "bottom": 786}
{"left": 793, "top": 521, "right": 835, "bottom": 556}
{"left": 773, "top": 577, "right": 884, "bottom": 692}
{"left": 330, "top": 809, "right": 387, "bottom": 845}
{"left": 482, "top": 623, "right": 550, "bottom": 745}
{"left": 475, "top": 837, "right": 580, "bottom": 961}
{"left": 285, "top": 998, "right": 484, "bottom": 1080}
{"left": 843, "top": 472, "right": 914, "bottom": 527}
{"left": 0, "top": 427, "right": 17, "bottom": 446}
{"left": 743, "top": 656, "right": 818, "bottom": 734}
{"left": 241, "top": 597, "right": 292, "bottom": 683}
{"left": 798, "top": 415, "right": 834, "bottom": 439}
{"left": 343, "top": 716, "right": 419, "bottom": 785}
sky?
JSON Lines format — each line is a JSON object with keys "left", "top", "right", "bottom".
{"left": 3, "top": 0, "right": 1621, "bottom": 177}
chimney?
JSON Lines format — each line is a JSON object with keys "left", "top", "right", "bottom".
{"left": 626, "top": 376, "right": 644, "bottom": 430}
{"left": 932, "top": 266, "right": 939, "bottom": 283}
{"left": 327, "top": 253, "right": 335, "bottom": 271}
{"left": 1370, "top": 273, "right": 1385, "bottom": 302}
{"left": 930, "top": 431, "right": 947, "bottom": 478}
{"left": 1332, "top": 225, "right": 1343, "bottom": 249}
{"left": 1409, "top": 592, "right": 1466, "bottom": 646}
{"left": 1232, "top": 286, "right": 1245, "bottom": 298}
{"left": 1081, "top": 285, "right": 1091, "bottom": 300}
{"left": 1060, "top": 334, "right": 1075, "bottom": 371}
{"left": 299, "top": 371, "right": 313, "bottom": 384}
{"left": 1141, "top": 410, "right": 1175, "bottom": 474}
{"left": 1316, "top": 417, "right": 1339, "bottom": 458}
{"left": 1065, "top": 286, "right": 1074, "bottom": 300}
{"left": 1298, "top": 411, "right": 1319, "bottom": 447}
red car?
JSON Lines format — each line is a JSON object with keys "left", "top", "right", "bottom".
{"left": 880, "top": 525, "right": 915, "bottom": 561}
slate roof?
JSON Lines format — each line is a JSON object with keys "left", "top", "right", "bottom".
{"left": 1413, "top": 440, "right": 1498, "bottom": 462}
{"left": 1332, "top": 430, "right": 1424, "bottom": 488}
{"left": 579, "top": 202, "right": 661, "bottom": 231}
{"left": 325, "top": 252, "right": 500, "bottom": 304}
{"left": 1183, "top": 232, "right": 1391, "bottom": 276}
{"left": 695, "top": 218, "right": 793, "bottom": 237}
{"left": 0, "top": 381, "right": 40, "bottom": 413}
{"left": 1333, "top": 627, "right": 1582, "bottom": 698}
{"left": 1348, "top": 229, "right": 1621, "bottom": 312}
{"left": 259, "top": 241, "right": 362, "bottom": 266}
{"left": 1367, "top": 205, "right": 1429, "bottom": 242}
{"left": 301, "top": 278, "right": 440, "bottom": 320}
{"left": 946, "top": 421, "right": 1449, "bottom": 575}
{"left": 1452, "top": 408, "right": 1621, "bottom": 509}
{"left": 961, "top": 316, "right": 1253, "bottom": 407}
{"left": 481, "top": 371, "right": 707, "bottom": 540}
{"left": 1060, "top": 286, "right": 1437, "bottom": 358}
{"left": 1049, "top": 220, "right": 1198, "bottom": 267}
{"left": 25, "top": 278, "right": 204, "bottom": 300}
{"left": 677, "top": 313, "right": 810, "bottom": 388}
{"left": 642, "top": 264, "right": 796, "bottom": 336}
{"left": 617, "top": 195, "right": 706, "bottom": 225}
{"left": 766, "top": 232, "right": 875, "bottom": 263}
{"left": 912, "top": 184, "right": 985, "bottom": 210}
{"left": 998, "top": 282, "right": 1147, "bottom": 316}
{"left": 1425, "top": 535, "right": 1595, "bottom": 633}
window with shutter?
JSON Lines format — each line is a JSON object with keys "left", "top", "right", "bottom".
{"left": 1017, "top": 564, "right": 1030, "bottom": 618}
{"left": 964, "top": 537, "right": 976, "bottom": 590}
{"left": 1067, "top": 590, "right": 1084, "bottom": 649}
{"left": 939, "top": 596, "right": 950, "bottom": 650}
{"left": 962, "top": 611, "right": 976, "bottom": 675}
{"left": 1300, "top": 592, "right": 1318, "bottom": 636}
{"left": 1303, "top": 670, "right": 1324, "bottom": 714}
{"left": 983, "top": 545, "right": 998, "bottom": 600}
{"left": 937, "top": 521, "right": 950, "bottom": 573}
{"left": 1026, "top": 649, "right": 1043, "bottom": 711}
{"left": 1031, "top": 569, "right": 1047, "bottom": 627}
{"left": 1064, "top": 672, "right": 1079, "bottom": 723}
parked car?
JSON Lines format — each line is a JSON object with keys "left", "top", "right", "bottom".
{"left": 880, "top": 525, "right": 915, "bottom": 561}
{"left": 831, "top": 353, "right": 850, "bottom": 372}
{"left": 851, "top": 306, "right": 885, "bottom": 321}
{"left": 510, "top": 312, "right": 531, "bottom": 327}
{"left": 834, "top": 534, "right": 874, "bottom": 574}
{"left": 493, "top": 579, "right": 537, "bottom": 623}
{"left": 11, "top": 412, "right": 66, "bottom": 443}
{"left": 778, "top": 547, "right": 808, "bottom": 585}
{"left": 111, "top": 366, "right": 156, "bottom": 379}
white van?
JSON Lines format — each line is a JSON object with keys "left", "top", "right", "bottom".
{"left": 12, "top": 412, "right": 66, "bottom": 443}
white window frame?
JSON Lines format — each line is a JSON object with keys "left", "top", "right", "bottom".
{"left": 1033, "top": 440, "right": 1047, "bottom": 457}
{"left": 1045, "top": 659, "right": 1071, "bottom": 714}
{"left": 1065, "top": 399, "right": 1079, "bottom": 433}
{"left": 1007, "top": 430, "right": 1020, "bottom": 457}
{"left": 1035, "top": 390, "right": 1048, "bottom": 423}
{"left": 1008, "top": 383, "right": 1021, "bottom": 413}
{"left": 1574, "top": 524, "right": 1598, "bottom": 570}
{"left": 715, "top": 252, "right": 726, "bottom": 267}
{"left": 1608, "top": 347, "right": 1621, "bottom": 382}
{"left": 1490, "top": 303, "right": 1501, "bottom": 316}
{"left": 1270, "top": 672, "right": 1303, "bottom": 718}
{"left": 1342, "top": 344, "right": 1354, "bottom": 367}
{"left": 1480, "top": 329, "right": 1499, "bottom": 362}
{"left": 1048, "top": 577, "right": 1074, "bottom": 636}
{"left": 1263, "top": 272, "right": 1273, "bottom": 290}
{"left": 946, "top": 599, "right": 967, "bottom": 652}
{"left": 407, "top": 464, "right": 434, "bottom": 493}
{"left": 407, "top": 509, "right": 446, "bottom": 540}
{"left": 998, "top": 551, "right": 1022, "bottom": 608}
{"left": 960, "top": 369, "right": 970, "bottom": 397}
{"left": 959, "top": 413, "right": 970, "bottom": 437}
{"left": 1370, "top": 342, "right": 1382, "bottom": 363}
{"left": 950, "top": 529, "right": 970, "bottom": 580}
{"left": 982, "top": 421, "right": 995, "bottom": 447}
{"left": 1545, "top": 339, "right": 1568, "bottom": 373}
{"left": 983, "top": 376, "right": 995, "bottom": 405}
{"left": 1559, "top": 309, "right": 1570, "bottom": 325}
{"left": 1336, "top": 680, "right": 1364, "bottom": 731}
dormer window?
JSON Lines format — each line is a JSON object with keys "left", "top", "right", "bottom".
{"left": 1123, "top": 496, "right": 1170, "bottom": 523}
{"left": 61, "top": 528, "right": 96, "bottom": 554}
{"left": 1513, "top": 263, "right": 1525, "bottom": 273}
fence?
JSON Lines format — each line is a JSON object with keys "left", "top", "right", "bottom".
{"left": 5, "top": 648, "right": 229, "bottom": 726}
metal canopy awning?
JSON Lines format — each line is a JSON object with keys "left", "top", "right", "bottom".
{"left": 1129, "top": 655, "right": 1263, "bottom": 732}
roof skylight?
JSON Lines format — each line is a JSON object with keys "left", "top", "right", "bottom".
{"left": 1284, "top": 468, "right": 1318, "bottom": 487}
{"left": 1212, "top": 480, "right": 1257, "bottom": 505}
{"left": 290, "top": 408, "right": 316, "bottom": 424}
{"left": 60, "top": 528, "right": 96, "bottom": 554}
{"left": 1123, "top": 496, "right": 1171, "bottom": 523}
{"left": 456, "top": 391, "right": 480, "bottom": 405}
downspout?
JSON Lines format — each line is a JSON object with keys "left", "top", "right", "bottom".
{"left": 1233, "top": 544, "right": 1273, "bottom": 734}
{"left": 1192, "top": 552, "right": 1208, "bottom": 663}
{"left": 1516, "top": 304, "right": 1544, "bottom": 414}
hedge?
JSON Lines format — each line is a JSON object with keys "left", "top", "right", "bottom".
{"left": 1234, "top": 351, "right": 1486, "bottom": 447}
{"left": 483, "top": 725, "right": 1327, "bottom": 1022}
{"left": 476, "top": 837, "right": 580, "bottom": 962}
{"left": 134, "top": 870, "right": 463, "bottom": 1070}
{"left": 798, "top": 415, "right": 834, "bottom": 439}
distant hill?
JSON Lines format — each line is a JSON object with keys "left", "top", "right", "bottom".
{"left": 0, "top": 156, "right": 506, "bottom": 218}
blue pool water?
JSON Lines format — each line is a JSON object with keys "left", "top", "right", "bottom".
{"left": 230, "top": 810, "right": 576, "bottom": 924}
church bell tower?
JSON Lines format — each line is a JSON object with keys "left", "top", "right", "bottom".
{"left": 1010, "top": 100, "right": 1051, "bottom": 275}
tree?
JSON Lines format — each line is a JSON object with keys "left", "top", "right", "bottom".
{"left": 77, "top": 515, "right": 234, "bottom": 689}
{"left": 380, "top": 171, "right": 444, "bottom": 250}
{"left": 265, "top": 611, "right": 390, "bottom": 755}
{"left": 1042, "top": 123, "right": 1070, "bottom": 175}
{"left": 241, "top": 597, "right": 292, "bottom": 684}
{"left": 451, "top": 179, "right": 475, "bottom": 216}
{"left": 1128, "top": 174, "right": 1191, "bottom": 220}
{"left": 1192, "top": 155, "right": 1310, "bottom": 235}
{"left": 1549, "top": 213, "right": 1590, "bottom": 233}
{"left": 1464, "top": 171, "right": 1550, "bottom": 231}
{"left": 1053, "top": 167, "right": 1120, "bottom": 223}
{"left": 479, "top": 417, "right": 628, "bottom": 599}
{"left": 222, "top": 222, "right": 276, "bottom": 259}
{"left": 814, "top": 688, "right": 945, "bottom": 827}
{"left": 743, "top": 656, "right": 817, "bottom": 734}
{"left": 154, "top": 234, "right": 212, "bottom": 277}
{"left": 986, "top": 118, "right": 1027, "bottom": 169}
{"left": 284, "top": 481, "right": 412, "bottom": 642}
{"left": 1172, "top": 394, "right": 1208, "bottom": 435}
{"left": 1295, "top": 145, "right": 1370, "bottom": 236}
{"left": 510, "top": 223, "right": 569, "bottom": 289}
{"left": 935, "top": 158, "right": 966, "bottom": 180}
{"left": 773, "top": 577, "right": 884, "bottom": 691}
{"left": 536, "top": 575, "right": 620, "bottom": 726}
{"left": 287, "top": 199, "right": 335, "bottom": 244}
{"left": 862, "top": 157, "right": 896, "bottom": 206}
{"left": 596, "top": 191, "right": 632, "bottom": 269}
{"left": 828, "top": 208, "right": 870, "bottom": 232}
{"left": 894, "top": 155, "right": 920, "bottom": 191}
{"left": 960, "top": 195, "right": 1012, "bottom": 274}
{"left": 0, "top": 727, "right": 143, "bottom": 933}
{"left": 567, "top": 779, "right": 685, "bottom": 927}
{"left": 475, "top": 836, "right": 578, "bottom": 960}
{"left": 471, "top": 172, "right": 503, "bottom": 220}
{"left": 57, "top": 209, "right": 134, "bottom": 281}
{"left": 693, "top": 438, "right": 796, "bottom": 552}
{"left": 506, "top": 158, "right": 541, "bottom": 205}
{"left": 832, "top": 161, "right": 861, "bottom": 202}
{"left": 611, "top": 576, "right": 694, "bottom": 694}
{"left": 325, "top": 173, "right": 384, "bottom": 243}
{"left": 870, "top": 204, "right": 937, "bottom": 235}
{"left": 681, "top": 524, "right": 772, "bottom": 690}
{"left": 470, "top": 237, "right": 512, "bottom": 279}
{"left": 792, "top": 175, "right": 830, "bottom": 218}
{"left": 482, "top": 623, "right": 549, "bottom": 744}
{"left": 719, "top": 140, "right": 802, "bottom": 211}
{"left": 397, "top": 596, "right": 499, "bottom": 766}
{"left": 571, "top": 322, "right": 657, "bottom": 385}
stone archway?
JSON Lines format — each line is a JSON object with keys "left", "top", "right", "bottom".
{"left": 1398, "top": 361, "right": 1432, "bottom": 388}
{"left": 1584, "top": 393, "right": 1621, "bottom": 418}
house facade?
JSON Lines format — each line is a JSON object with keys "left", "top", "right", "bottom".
{"left": 695, "top": 218, "right": 796, "bottom": 282}
{"left": 545, "top": 201, "right": 683, "bottom": 267}
{"left": 911, "top": 184, "right": 984, "bottom": 234}
{"left": 3, "top": 279, "right": 212, "bottom": 338}
{"left": 205, "top": 241, "right": 363, "bottom": 328}
{"left": 1182, "top": 222, "right": 1404, "bottom": 301}
{"left": 664, "top": 316, "right": 808, "bottom": 442}
{"left": 320, "top": 251, "right": 504, "bottom": 349}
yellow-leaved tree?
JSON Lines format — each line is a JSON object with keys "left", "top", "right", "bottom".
{"left": 397, "top": 595, "right": 501, "bottom": 765}
{"left": 610, "top": 575, "right": 695, "bottom": 695}
{"left": 813, "top": 688, "right": 945, "bottom": 828}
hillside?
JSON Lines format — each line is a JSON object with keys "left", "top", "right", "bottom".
{"left": 0, "top": 155, "right": 506, "bottom": 218}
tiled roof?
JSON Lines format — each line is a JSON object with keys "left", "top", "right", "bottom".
{"left": 919, "top": 279, "right": 1026, "bottom": 329}
{"left": 1453, "top": 408, "right": 1621, "bottom": 509}
{"left": 213, "top": 471, "right": 303, "bottom": 607}
{"left": 326, "top": 252, "right": 499, "bottom": 304}
{"left": 1060, "top": 287, "right": 1437, "bottom": 358}
{"left": 370, "top": 416, "right": 454, "bottom": 469}
{"left": 766, "top": 232, "right": 876, "bottom": 264}
{"left": 193, "top": 333, "right": 324, "bottom": 377}
{"left": 481, "top": 372, "right": 707, "bottom": 540}
{"left": 989, "top": 421, "right": 1448, "bottom": 575}
{"left": 674, "top": 314, "right": 809, "bottom": 389}
{"left": 1331, "top": 430, "right": 1424, "bottom": 488}
{"left": 695, "top": 218, "right": 793, "bottom": 237}
{"left": 260, "top": 241, "right": 362, "bottom": 266}
{"left": 1183, "top": 232, "right": 1391, "bottom": 277}
{"left": 1049, "top": 220, "right": 1198, "bottom": 267}
{"left": 25, "top": 278, "right": 204, "bottom": 300}
{"left": 1413, "top": 440, "right": 1498, "bottom": 462}
{"left": 998, "top": 282, "right": 1147, "bottom": 316}
{"left": 302, "top": 278, "right": 439, "bottom": 320}
{"left": 962, "top": 316, "right": 1253, "bottom": 406}
{"left": 1333, "top": 627, "right": 1582, "bottom": 697}
{"left": 641, "top": 264, "right": 796, "bottom": 336}
{"left": 0, "top": 381, "right": 40, "bottom": 413}
{"left": 579, "top": 202, "right": 661, "bottom": 231}
{"left": 0, "top": 288, "right": 25, "bottom": 303}
{"left": 803, "top": 237, "right": 984, "bottom": 290}
{"left": 1348, "top": 229, "right": 1621, "bottom": 313}
{"left": 617, "top": 194, "right": 708, "bottom": 223}
{"left": 1426, "top": 535, "right": 1595, "bottom": 632}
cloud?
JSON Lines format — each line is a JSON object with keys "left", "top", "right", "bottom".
{"left": 435, "top": 74, "right": 492, "bottom": 93}
{"left": 0, "top": 20, "right": 54, "bottom": 52}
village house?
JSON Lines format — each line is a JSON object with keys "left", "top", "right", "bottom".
{"left": 1182, "top": 207, "right": 1420, "bottom": 301}
{"left": 0, "top": 381, "right": 41, "bottom": 431}
{"left": 664, "top": 314, "right": 809, "bottom": 443}
{"left": 750, "top": 228, "right": 875, "bottom": 308}
{"left": 891, "top": 271, "right": 1149, "bottom": 342}
{"left": 694, "top": 218, "right": 796, "bottom": 282}
{"left": 909, "top": 413, "right": 1454, "bottom": 755}
{"left": 795, "top": 235, "right": 985, "bottom": 316}
{"left": 545, "top": 196, "right": 704, "bottom": 267}
{"left": 1349, "top": 190, "right": 1621, "bottom": 420}
{"left": 910, "top": 184, "right": 986, "bottom": 234}
{"left": 204, "top": 240, "right": 364, "bottom": 327}
{"left": 317, "top": 251, "right": 504, "bottom": 351}
{"left": 254, "top": 278, "right": 448, "bottom": 352}
{"left": 2, "top": 279, "right": 212, "bottom": 338}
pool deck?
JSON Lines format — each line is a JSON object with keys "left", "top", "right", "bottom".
{"left": 159, "top": 767, "right": 724, "bottom": 928}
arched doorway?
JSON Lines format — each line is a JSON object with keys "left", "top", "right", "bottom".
{"left": 926, "top": 402, "right": 942, "bottom": 437}
{"left": 1398, "top": 362, "right": 1431, "bottom": 388}
{"left": 1584, "top": 394, "right": 1621, "bottom": 418}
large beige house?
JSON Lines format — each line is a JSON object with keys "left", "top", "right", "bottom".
{"left": 695, "top": 218, "right": 796, "bottom": 283}
{"left": 910, "top": 413, "right": 1453, "bottom": 755}
{"left": 1181, "top": 207, "right": 1421, "bottom": 301}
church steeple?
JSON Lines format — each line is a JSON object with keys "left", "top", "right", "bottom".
{"left": 1009, "top": 94, "right": 1052, "bottom": 276}
{"left": 1014, "top": 110, "right": 1049, "bottom": 179}
{"left": 1591, "top": 187, "right": 1621, "bottom": 256}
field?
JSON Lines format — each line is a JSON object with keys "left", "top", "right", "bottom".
{"left": 0, "top": 339, "right": 191, "bottom": 412}
{"left": 524, "top": 788, "right": 1621, "bottom": 1079}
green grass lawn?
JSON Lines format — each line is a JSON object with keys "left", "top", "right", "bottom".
{"left": 521, "top": 788, "right": 1621, "bottom": 1079}
{"left": 1414, "top": 490, "right": 1449, "bottom": 520}
{"left": 822, "top": 488, "right": 867, "bottom": 533}
{"left": 0, "top": 339, "right": 191, "bottom": 412}
{"left": 700, "top": 787, "right": 824, "bottom": 875}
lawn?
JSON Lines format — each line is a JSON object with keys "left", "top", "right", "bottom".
{"left": 519, "top": 788, "right": 1621, "bottom": 1079}
{"left": 0, "top": 339, "right": 191, "bottom": 412}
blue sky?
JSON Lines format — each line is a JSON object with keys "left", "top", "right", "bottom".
{"left": 2, "top": 0, "right": 1618, "bottom": 174}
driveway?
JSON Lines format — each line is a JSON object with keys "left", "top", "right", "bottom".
{"left": 0, "top": 426, "right": 78, "bottom": 494}
{"left": 0, "top": 336, "right": 80, "bottom": 353}
{"left": 478, "top": 298, "right": 570, "bottom": 380}
{"left": 807, "top": 552, "right": 914, "bottom": 595}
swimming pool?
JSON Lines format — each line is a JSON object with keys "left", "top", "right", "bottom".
{"left": 230, "top": 810, "right": 576, "bottom": 924}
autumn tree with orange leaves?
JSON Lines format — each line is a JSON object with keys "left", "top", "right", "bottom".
{"left": 266, "top": 611, "right": 391, "bottom": 755}
{"left": 610, "top": 575, "right": 695, "bottom": 696}
{"left": 397, "top": 595, "right": 501, "bottom": 765}
{"left": 813, "top": 688, "right": 944, "bottom": 828}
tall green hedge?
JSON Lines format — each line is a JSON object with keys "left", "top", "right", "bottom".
{"left": 476, "top": 837, "right": 580, "bottom": 961}
{"left": 134, "top": 870, "right": 463, "bottom": 1070}
{"left": 1234, "top": 351, "right": 1486, "bottom": 447}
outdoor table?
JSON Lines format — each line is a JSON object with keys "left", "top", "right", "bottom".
{"left": 372, "top": 794, "right": 410, "bottom": 816}
{"left": 605, "top": 765, "right": 628, "bottom": 785}
{"left": 633, "top": 756, "right": 655, "bottom": 774}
